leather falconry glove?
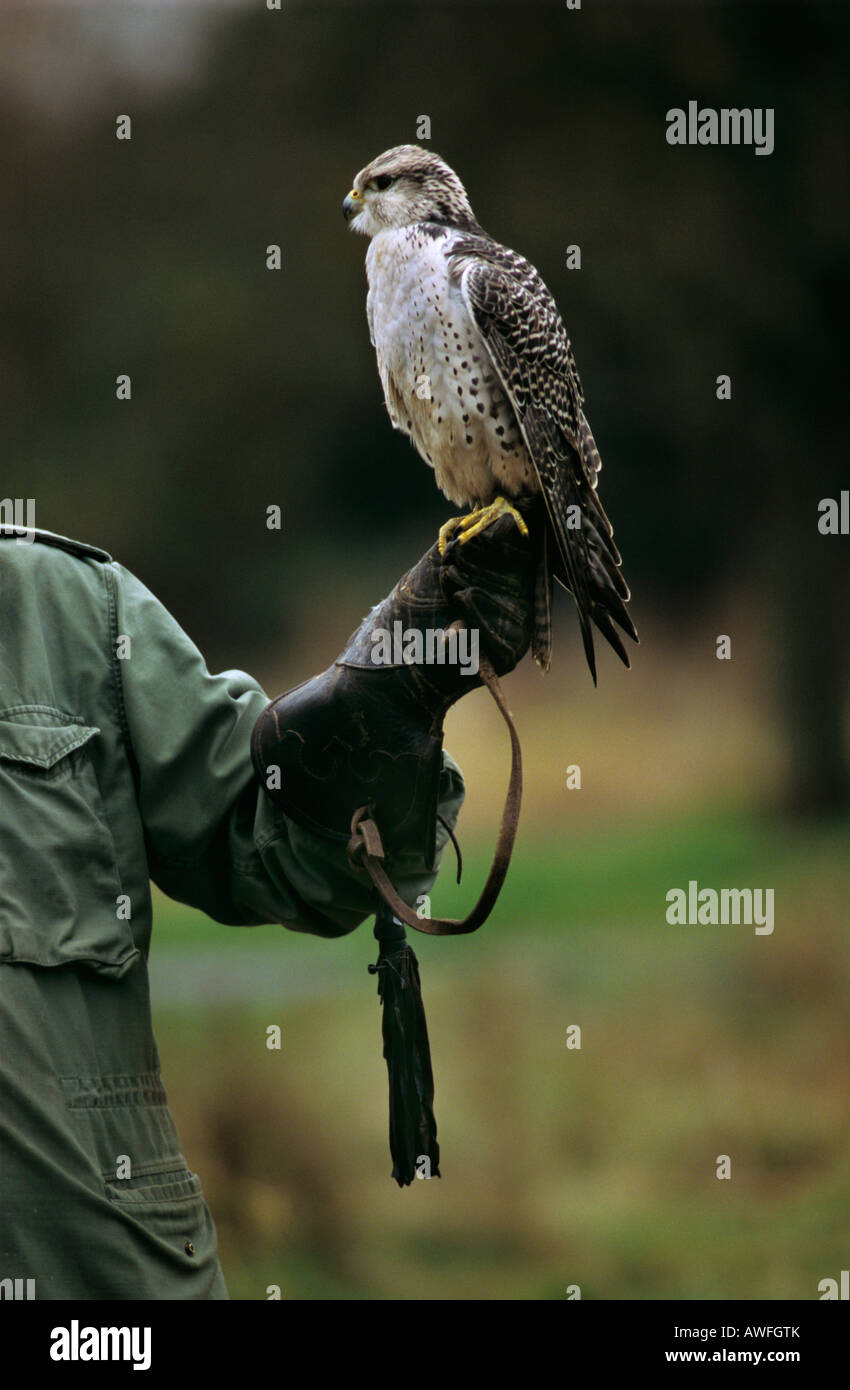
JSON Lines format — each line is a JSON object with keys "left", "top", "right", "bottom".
{"left": 251, "top": 514, "right": 536, "bottom": 1188}
{"left": 250, "top": 513, "right": 536, "bottom": 883}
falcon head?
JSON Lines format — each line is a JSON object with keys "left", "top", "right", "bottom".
{"left": 343, "top": 145, "right": 481, "bottom": 237}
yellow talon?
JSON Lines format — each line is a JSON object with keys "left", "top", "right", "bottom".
{"left": 438, "top": 497, "right": 529, "bottom": 555}
{"left": 438, "top": 515, "right": 464, "bottom": 554}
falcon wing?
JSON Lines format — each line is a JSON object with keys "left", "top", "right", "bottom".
{"left": 453, "top": 237, "right": 636, "bottom": 683}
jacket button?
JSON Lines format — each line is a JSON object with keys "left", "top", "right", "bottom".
{"left": 184, "top": 1241, "right": 195, "bottom": 1257}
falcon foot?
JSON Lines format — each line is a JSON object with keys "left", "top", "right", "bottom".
{"left": 438, "top": 496, "right": 530, "bottom": 555}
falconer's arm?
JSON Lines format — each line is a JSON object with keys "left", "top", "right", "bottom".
{"left": 112, "top": 563, "right": 464, "bottom": 938}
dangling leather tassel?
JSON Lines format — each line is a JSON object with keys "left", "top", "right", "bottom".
{"left": 369, "top": 902, "right": 440, "bottom": 1186}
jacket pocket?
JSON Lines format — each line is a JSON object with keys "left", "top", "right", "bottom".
{"left": 104, "top": 1163, "right": 212, "bottom": 1248}
{"left": 0, "top": 707, "right": 139, "bottom": 977}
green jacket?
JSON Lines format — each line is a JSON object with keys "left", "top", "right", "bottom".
{"left": 0, "top": 528, "right": 464, "bottom": 1299}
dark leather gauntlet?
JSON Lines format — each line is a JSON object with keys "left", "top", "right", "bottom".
{"left": 251, "top": 515, "right": 536, "bottom": 873}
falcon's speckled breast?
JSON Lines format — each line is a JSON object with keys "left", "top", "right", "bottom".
{"left": 365, "top": 224, "right": 535, "bottom": 509}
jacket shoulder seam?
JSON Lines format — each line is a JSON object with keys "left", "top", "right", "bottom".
{"left": 0, "top": 526, "right": 112, "bottom": 562}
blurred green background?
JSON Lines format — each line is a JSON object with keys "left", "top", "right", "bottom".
{"left": 2, "top": 0, "right": 848, "bottom": 1298}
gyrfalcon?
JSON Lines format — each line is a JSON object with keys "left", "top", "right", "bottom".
{"left": 343, "top": 144, "right": 637, "bottom": 682}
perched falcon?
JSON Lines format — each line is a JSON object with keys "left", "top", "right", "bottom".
{"left": 343, "top": 144, "right": 637, "bottom": 682}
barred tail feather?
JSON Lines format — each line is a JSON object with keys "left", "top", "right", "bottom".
{"left": 578, "top": 408, "right": 604, "bottom": 490}
{"left": 546, "top": 453, "right": 638, "bottom": 681}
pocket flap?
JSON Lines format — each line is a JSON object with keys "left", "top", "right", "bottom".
{"left": 0, "top": 713, "right": 137, "bottom": 976}
{"left": 0, "top": 720, "right": 100, "bottom": 770}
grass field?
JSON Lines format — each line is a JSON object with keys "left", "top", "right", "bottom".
{"left": 149, "top": 806, "right": 850, "bottom": 1300}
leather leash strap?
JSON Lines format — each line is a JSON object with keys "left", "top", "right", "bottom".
{"left": 347, "top": 655, "right": 522, "bottom": 935}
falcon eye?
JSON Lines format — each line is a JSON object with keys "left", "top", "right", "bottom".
{"left": 370, "top": 174, "right": 394, "bottom": 191}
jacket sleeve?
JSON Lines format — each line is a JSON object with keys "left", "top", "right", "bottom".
{"left": 109, "top": 562, "right": 465, "bottom": 937}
